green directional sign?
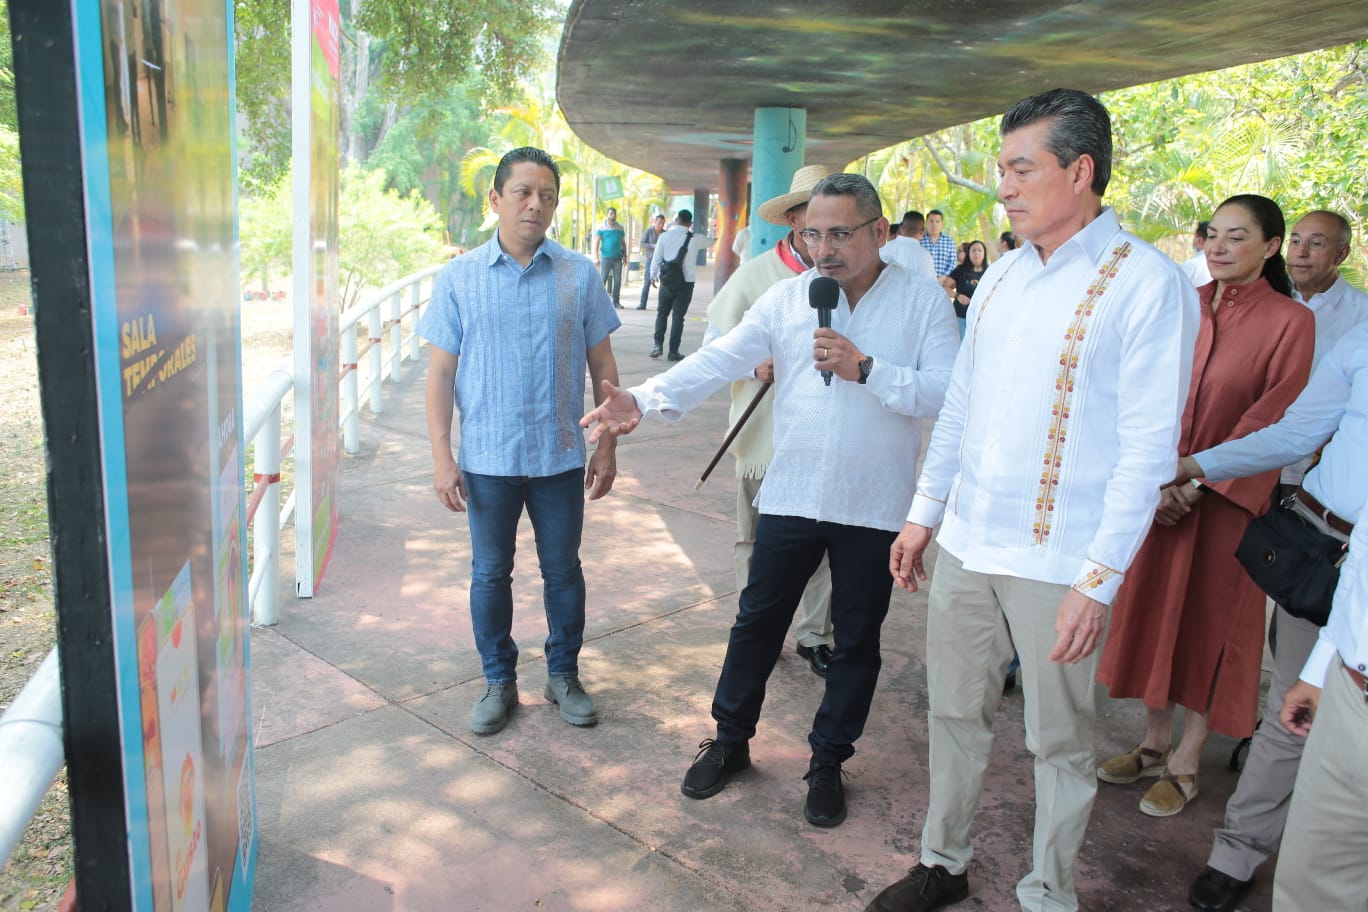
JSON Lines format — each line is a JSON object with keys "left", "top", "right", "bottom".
{"left": 597, "top": 175, "right": 624, "bottom": 201}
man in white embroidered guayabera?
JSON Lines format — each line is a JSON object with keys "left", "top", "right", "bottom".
{"left": 865, "top": 89, "right": 1200, "bottom": 912}
{"left": 581, "top": 173, "right": 958, "bottom": 830}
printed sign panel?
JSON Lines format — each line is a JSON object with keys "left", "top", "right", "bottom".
{"left": 68, "top": 0, "right": 258, "bottom": 907}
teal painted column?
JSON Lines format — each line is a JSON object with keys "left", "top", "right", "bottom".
{"left": 750, "top": 106, "right": 806, "bottom": 257}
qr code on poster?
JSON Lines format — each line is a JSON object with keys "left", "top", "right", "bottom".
{"left": 237, "top": 752, "right": 255, "bottom": 880}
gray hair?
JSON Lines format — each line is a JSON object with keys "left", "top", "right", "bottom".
{"left": 1001, "top": 88, "right": 1112, "bottom": 196}
{"left": 810, "top": 172, "right": 883, "bottom": 220}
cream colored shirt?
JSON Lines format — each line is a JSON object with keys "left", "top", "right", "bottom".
{"left": 906, "top": 208, "right": 1199, "bottom": 604}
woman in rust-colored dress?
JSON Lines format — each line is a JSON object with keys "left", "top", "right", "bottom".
{"left": 1096, "top": 194, "right": 1314, "bottom": 818}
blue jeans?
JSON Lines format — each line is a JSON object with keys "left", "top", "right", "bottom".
{"left": 711, "top": 514, "right": 897, "bottom": 763}
{"left": 463, "top": 468, "right": 586, "bottom": 684}
{"left": 600, "top": 255, "right": 623, "bottom": 306}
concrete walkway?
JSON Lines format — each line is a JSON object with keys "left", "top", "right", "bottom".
{"left": 249, "top": 267, "right": 1275, "bottom": 911}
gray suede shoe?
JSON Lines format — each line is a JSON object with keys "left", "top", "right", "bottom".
{"left": 470, "top": 683, "right": 518, "bottom": 735}
{"left": 544, "top": 677, "right": 598, "bottom": 727}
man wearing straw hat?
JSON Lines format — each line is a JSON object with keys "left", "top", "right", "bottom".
{"left": 583, "top": 172, "right": 958, "bottom": 829}
{"left": 704, "top": 164, "right": 838, "bottom": 679}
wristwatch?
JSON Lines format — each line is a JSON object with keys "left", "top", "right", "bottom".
{"left": 857, "top": 355, "right": 874, "bottom": 384}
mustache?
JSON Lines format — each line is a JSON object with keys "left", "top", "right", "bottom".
{"left": 817, "top": 257, "right": 845, "bottom": 268}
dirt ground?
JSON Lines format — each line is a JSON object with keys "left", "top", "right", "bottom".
{"left": 0, "top": 270, "right": 68, "bottom": 912}
{"left": 0, "top": 275, "right": 296, "bottom": 910}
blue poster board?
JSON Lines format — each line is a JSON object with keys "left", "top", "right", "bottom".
{"left": 18, "top": 1, "right": 258, "bottom": 907}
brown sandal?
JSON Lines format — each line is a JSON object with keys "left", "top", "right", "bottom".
{"left": 1140, "top": 772, "right": 1199, "bottom": 817}
{"left": 1097, "top": 744, "right": 1170, "bottom": 784}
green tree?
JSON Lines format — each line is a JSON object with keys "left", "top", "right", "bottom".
{"left": 238, "top": 164, "right": 444, "bottom": 310}
{"left": 337, "top": 164, "right": 444, "bottom": 311}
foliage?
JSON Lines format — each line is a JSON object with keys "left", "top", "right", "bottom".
{"left": 337, "top": 164, "right": 444, "bottom": 311}
{"left": 238, "top": 172, "right": 292, "bottom": 290}
{"left": 238, "top": 165, "right": 444, "bottom": 310}
{"left": 233, "top": 0, "right": 560, "bottom": 191}
{"left": 0, "top": 124, "right": 24, "bottom": 221}
{"left": 234, "top": 0, "right": 292, "bottom": 193}
{"left": 867, "top": 41, "right": 1368, "bottom": 268}
{"left": 354, "top": 0, "right": 557, "bottom": 111}
{"left": 0, "top": 0, "right": 15, "bottom": 132}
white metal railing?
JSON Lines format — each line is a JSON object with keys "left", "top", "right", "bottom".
{"left": 0, "top": 264, "right": 440, "bottom": 870}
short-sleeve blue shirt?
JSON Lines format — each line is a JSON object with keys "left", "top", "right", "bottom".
{"left": 420, "top": 234, "right": 620, "bottom": 477}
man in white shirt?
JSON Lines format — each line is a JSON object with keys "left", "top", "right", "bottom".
{"left": 582, "top": 173, "right": 958, "bottom": 830}
{"left": 1274, "top": 487, "right": 1368, "bottom": 911}
{"left": 881, "top": 210, "right": 938, "bottom": 280}
{"left": 1179, "top": 309, "right": 1368, "bottom": 912}
{"left": 866, "top": 89, "right": 1199, "bottom": 912}
{"left": 1179, "top": 220, "right": 1213, "bottom": 286}
{"left": 1187, "top": 210, "right": 1368, "bottom": 912}
{"left": 648, "top": 209, "right": 708, "bottom": 361}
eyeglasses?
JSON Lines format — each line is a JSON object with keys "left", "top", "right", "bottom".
{"left": 798, "top": 216, "right": 879, "bottom": 249}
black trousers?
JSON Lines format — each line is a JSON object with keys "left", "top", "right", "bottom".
{"left": 711, "top": 513, "right": 897, "bottom": 763}
{"left": 654, "top": 281, "right": 695, "bottom": 354}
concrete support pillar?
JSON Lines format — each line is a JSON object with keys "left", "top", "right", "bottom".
{"left": 750, "top": 106, "right": 806, "bottom": 258}
{"left": 714, "top": 157, "right": 748, "bottom": 291}
{"left": 693, "top": 188, "right": 710, "bottom": 266}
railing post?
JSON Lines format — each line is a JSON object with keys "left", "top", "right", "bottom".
{"left": 367, "top": 304, "right": 384, "bottom": 415}
{"left": 341, "top": 322, "right": 359, "bottom": 454}
{"left": 407, "top": 280, "right": 422, "bottom": 363}
{"left": 252, "top": 401, "right": 283, "bottom": 626}
{"left": 388, "top": 290, "right": 403, "bottom": 384}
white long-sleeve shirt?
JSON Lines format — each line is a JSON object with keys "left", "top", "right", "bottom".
{"left": 906, "top": 208, "right": 1199, "bottom": 604}
{"left": 1279, "top": 275, "right": 1368, "bottom": 484}
{"left": 880, "top": 236, "right": 937, "bottom": 281}
{"left": 649, "top": 223, "right": 706, "bottom": 283}
{"left": 632, "top": 265, "right": 959, "bottom": 532}
{"left": 1303, "top": 488, "right": 1368, "bottom": 687}
{"left": 1197, "top": 320, "right": 1368, "bottom": 523}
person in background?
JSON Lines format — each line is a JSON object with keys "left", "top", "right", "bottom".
{"left": 942, "top": 239, "right": 990, "bottom": 339}
{"left": 649, "top": 208, "right": 708, "bottom": 361}
{"left": 732, "top": 223, "right": 753, "bottom": 265}
{"left": 595, "top": 207, "right": 627, "bottom": 308}
{"left": 1180, "top": 220, "right": 1213, "bottom": 287}
{"left": 880, "top": 210, "right": 937, "bottom": 280}
{"left": 919, "top": 208, "right": 958, "bottom": 277}
{"left": 997, "top": 230, "right": 1021, "bottom": 255}
{"left": 637, "top": 213, "right": 666, "bottom": 310}
{"left": 1096, "top": 195, "right": 1313, "bottom": 820}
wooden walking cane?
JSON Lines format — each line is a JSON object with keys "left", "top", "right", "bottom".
{"left": 695, "top": 381, "right": 772, "bottom": 490}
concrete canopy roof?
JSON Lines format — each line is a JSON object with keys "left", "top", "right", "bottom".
{"left": 557, "top": 1, "right": 1368, "bottom": 191}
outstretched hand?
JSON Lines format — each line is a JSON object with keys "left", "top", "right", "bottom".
{"left": 581, "top": 379, "right": 644, "bottom": 444}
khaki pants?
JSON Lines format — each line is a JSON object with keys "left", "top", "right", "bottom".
{"left": 921, "top": 551, "right": 1100, "bottom": 912}
{"left": 1273, "top": 661, "right": 1368, "bottom": 911}
{"left": 734, "top": 475, "right": 832, "bottom": 648}
{"left": 1208, "top": 606, "right": 1321, "bottom": 879}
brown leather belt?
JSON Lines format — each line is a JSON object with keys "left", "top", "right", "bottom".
{"left": 1296, "top": 485, "right": 1354, "bottom": 537}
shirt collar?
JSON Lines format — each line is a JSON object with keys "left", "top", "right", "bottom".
{"left": 1293, "top": 273, "right": 1346, "bottom": 310}
{"left": 1017, "top": 206, "right": 1120, "bottom": 268}
{"left": 484, "top": 233, "right": 557, "bottom": 268}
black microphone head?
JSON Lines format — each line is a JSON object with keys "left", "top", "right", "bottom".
{"left": 809, "top": 276, "right": 839, "bottom": 312}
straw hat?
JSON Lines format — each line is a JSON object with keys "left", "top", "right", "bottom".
{"left": 756, "top": 164, "right": 832, "bottom": 225}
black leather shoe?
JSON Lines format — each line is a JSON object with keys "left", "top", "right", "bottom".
{"left": 1188, "top": 866, "right": 1253, "bottom": 912}
{"left": 681, "top": 738, "right": 750, "bottom": 799}
{"left": 649, "top": 346, "right": 662, "bottom": 358}
{"left": 803, "top": 759, "right": 846, "bottom": 827}
{"left": 865, "top": 864, "right": 969, "bottom": 912}
{"left": 667, "top": 351, "right": 685, "bottom": 361}
{"left": 796, "top": 643, "right": 833, "bottom": 678}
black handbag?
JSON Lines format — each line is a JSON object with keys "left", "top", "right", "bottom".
{"left": 1234, "top": 502, "right": 1346, "bottom": 626}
